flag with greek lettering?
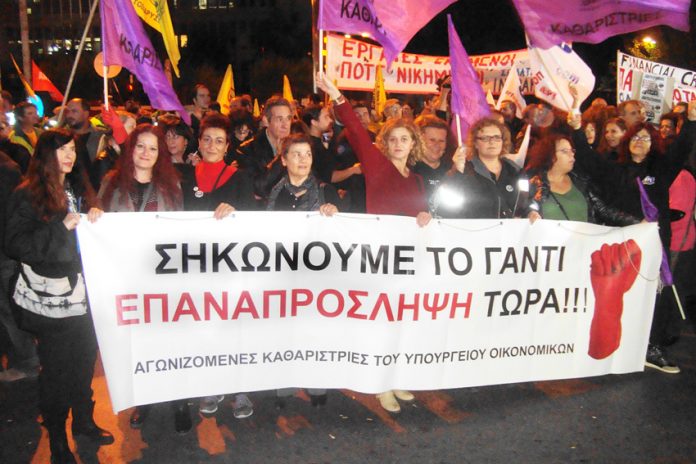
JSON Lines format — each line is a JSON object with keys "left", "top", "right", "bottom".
{"left": 319, "top": 0, "right": 456, "bottom": 67}
{"left": 512, "top": 0, "right": 691, "bottom": 49}
{"left": 100, "top": 0, "right": 189, "bottom": 124}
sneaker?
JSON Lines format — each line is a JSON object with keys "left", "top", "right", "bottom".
{"left": 199, "top": 395, "right": 225, "bottom": 416}
{"left": 393, "top": 389, "right": 415, "bottom": 403}
{"left": 645, "top": 345, "right": 680, "bottom": 374}
{"left": 0, "top": 368, "right": 28, "bottom": 382}
{"left": 376, "top": 391, "right": 400, "bottom": 414}
{"left": 232, "top": 394, "right": 253, "bottom": 419}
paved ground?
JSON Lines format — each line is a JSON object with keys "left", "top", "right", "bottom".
{"left": 2, "top": 329, "right": 696, "bottom": 464}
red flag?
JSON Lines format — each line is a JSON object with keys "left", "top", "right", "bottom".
{"left": 32, "top": 61, "right": 64, "bottom": 102}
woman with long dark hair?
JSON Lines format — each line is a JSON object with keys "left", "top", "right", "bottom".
{"left": 571, "top": 105, "right": 696, "bottom": 374}
{"left": 596, "top": 117, "right": 627, "bottom": 161}
{"left": 5, "top": 128, "right": 112, "bottom": 464}
{"left": 97, "top": 124, "right": 191, "bottom": 433}
{"left": 98, "top": 124, "right": 182, "bottom": 213}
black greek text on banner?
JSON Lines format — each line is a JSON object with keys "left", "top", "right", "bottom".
{"left": 77, "top": 212, "right": 661, "bottom": 412}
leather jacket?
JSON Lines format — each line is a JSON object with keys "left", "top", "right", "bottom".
{"left": 529, "top": 171, "right": 639, "bottom": 226}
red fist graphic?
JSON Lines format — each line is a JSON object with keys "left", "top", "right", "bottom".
{"left": 588, "top": 240, "right": 642, "bottom": 360}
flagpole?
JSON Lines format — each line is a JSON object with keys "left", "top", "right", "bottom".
{"left": 103, "top": 66, "right": 110, "bottom": 111}
{"left": 672, "top": 285, "right": 687, "bottom": 320}
{"left": 316, "top": 28, "right": 324, "bottom": 94}
{"left": 57, "top": 0, "right": 100, "bottom": 124}
{"left": 455, "top": 114, "right": 463, "bottom": 147}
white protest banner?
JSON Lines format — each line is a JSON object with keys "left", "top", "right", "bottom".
{"left": 616, "top": 51, "right": 696, "bottom": 121}
{"left": 325, "top": 33, "right": 533, "bottom": 95}
{"left": 77, "top": 212, "right": 661, "bottom": 412}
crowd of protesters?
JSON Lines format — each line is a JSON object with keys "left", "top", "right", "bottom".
{"left": 1, "top": 72, "right": 696, "bottom": 463}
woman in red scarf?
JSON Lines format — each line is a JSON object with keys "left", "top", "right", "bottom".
{"left": 180, "top": 113, "right": 255, "bottom": 216}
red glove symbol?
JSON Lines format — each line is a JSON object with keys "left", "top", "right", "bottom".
{"left": 588, "top": 239, "right": 642, "bottom": 360}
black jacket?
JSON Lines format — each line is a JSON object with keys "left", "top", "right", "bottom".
{"left": 179, "top": 163, "right": 256, "bottom": 212}
{"left": 529, "top": 171, "right": 640, "bottom": 226}
{"left": 231, "top": 129, "right": 278, "bottom": 199}
{"left": 0, "top": 139, "right": 31, "bottom": 174}
{"left": 5, "top": 188, "right": 82, "bottom": 280}
{"left": 573, "top": 120, "right": 696, "bottom": 248}
{"left": 0, "top": 152, "right": 22, "bottom": 261}
{"left": 434, "top": 157, "right": 527, "bottom": 219}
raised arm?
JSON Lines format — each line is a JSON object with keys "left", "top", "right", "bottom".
{"left": 567, "top": 112, "right": 617, "bottom": 190}
{"left": 316, "top": 72, "right": 381, "bottom": 173}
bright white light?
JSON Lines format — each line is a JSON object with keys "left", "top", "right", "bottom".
{"left": 518, "top": 179, "right": 529, "bottom": 193}
{"left": 435, "top": 185, "right": 465, "bottom": 209}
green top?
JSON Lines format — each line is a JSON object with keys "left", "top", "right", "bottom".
{"left": 541, "top": 183, "right": 588, "bottom": 222}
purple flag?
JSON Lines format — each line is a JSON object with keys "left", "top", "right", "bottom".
{"left": 637, "top": 178, "right": 673, "bottom": 285}
{"left": 319, "top": 0, "right": 456, "bottom": 67}
{"left": 100, "top": 0, "right": 190, "bottom": 124}
{"left": 447, "top": 15, "right": 490, "bottom": 142}
{"left": 512, "top": 0, "right": 691, "bottom": 49}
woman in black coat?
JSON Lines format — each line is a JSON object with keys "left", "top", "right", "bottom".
{"left": 5, "top": 129, "right": 112, "bottom": 464}
{"left": 434, "top": 117, "right": 527, "bottom": 219}
{"left": 570, "top": 104, "right": 696, "bottom": 374}
{"left": 179, "top": 112, "right": 256, "bottom": 215}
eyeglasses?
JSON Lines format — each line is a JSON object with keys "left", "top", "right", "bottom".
{"left": 631, "top": 135, "right": 651, "bottom": 142}
{"left": 286, "top": 152, "right": 312, "bottom": 160}
{"left": 476, "top": 135, "right": 503, "bottom": 143}
{"left": 556, "top": 148, "right": 576, "bottom": 155}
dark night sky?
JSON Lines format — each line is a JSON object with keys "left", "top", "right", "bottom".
{"left": 397, "top": 0, "right": 696, "bottom": 97}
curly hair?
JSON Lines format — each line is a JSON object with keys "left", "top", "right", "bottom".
{"left": 525, "top": 133, "right": 574, "bottom": 173}
{"left": 465, "top": 118, "right": 511, "bottom": 160}
{"left": 617, "top": 122, "right": 660, "bottom": 164}
{"left": 21, "top": 128, "right": 96, "bottom": 220}
{"left": 100, "top": 124, "right": 182, "bottom": 210}
{"left": 375, "top": 118, "right": 424, "bottom": 167}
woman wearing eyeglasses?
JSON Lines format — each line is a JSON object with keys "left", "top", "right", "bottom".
{"left": 433, "top": 117, "right": 526, "bottom": 219}
{"left": 570, "top": 104, "right": 696, "bottom": 374}
{"left": 525, "top": 133, "right": 639, "bottom": 225}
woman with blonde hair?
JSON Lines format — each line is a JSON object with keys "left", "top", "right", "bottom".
{"left": 317, "top": 72, "right": 429, "bottom": 414}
